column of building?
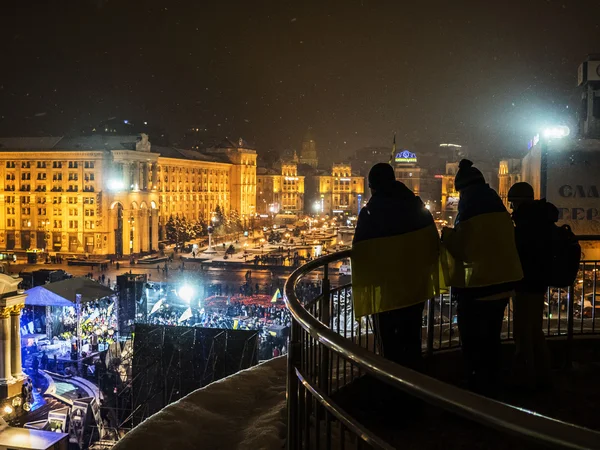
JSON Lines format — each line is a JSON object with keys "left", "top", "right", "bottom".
{"left": 0, "top": 307, "right": 11, "bottom": 383}
{"left": 0, "top": 302, "right": 25, "bottom": 384}
{"left": 10, "top": 304, "right": 23, "bottom": 379}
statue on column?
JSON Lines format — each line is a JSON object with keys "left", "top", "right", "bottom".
{"left": 136, "top": 133, "right": 151, "bottom": 152}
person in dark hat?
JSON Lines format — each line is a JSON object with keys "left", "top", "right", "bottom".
{"left": 353, "top": 163, "right": 439, "bottom": 370}
{"left": 508, "top": 181, "right": 556, "bottom": 390}
{"left": 441, "top": 159, "right": 523, "bottom": 396}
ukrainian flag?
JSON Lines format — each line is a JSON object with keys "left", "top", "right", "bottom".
{"left": 352, "top": 223, "right": 441, "bottom": 319}
{"left": 441, "top": 211, "right": 523, "bottom": 288}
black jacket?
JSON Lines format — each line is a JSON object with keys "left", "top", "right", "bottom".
{"left": 512, "top": 199, "right": 559, "bottom": 293}
{"left": 454, "top": 183, "right": 506, "bottom": 225}
{"left": 353, "top": 181, "right": 434, "bottom": 245}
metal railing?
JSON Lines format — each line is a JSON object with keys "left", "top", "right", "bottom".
{"left": 284, "top": 250, "right": 600, "bottom": 449}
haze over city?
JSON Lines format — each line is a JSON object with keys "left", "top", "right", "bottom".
{"left": 2, "top": 0, "right": 600, "bottom": 162}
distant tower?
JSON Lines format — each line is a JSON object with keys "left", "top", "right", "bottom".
{"left": 299, "top": 128, "right": 318, "bottom": 168}
{"left": 389, "top": 132, "right": 397, "bottom": 164}
{"left": 292, "top": 150, "right": 299, "bottom": 163}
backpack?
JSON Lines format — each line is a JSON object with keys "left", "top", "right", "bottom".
{"left": 546, "top": 224, "right": 581, "bottom": 288}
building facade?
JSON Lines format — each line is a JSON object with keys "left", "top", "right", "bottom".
{"left": 305, "top": 164, "right": 364, "bottom": 216}
{"left": 392, "top": 150, "right": 421, "bottom": 195}
{"left": 498, "top": 158, "right": 522, "bottom": 209}
{"left": 256, "top": 163, "right": 304, "bottom": 214}
{"left": 0, "top": 135, "right": 256, "bottom": 256}
{"left": 440, "top": 162, "right": 459, "bottom": 222}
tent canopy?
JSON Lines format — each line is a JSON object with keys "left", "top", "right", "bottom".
{"left": 25, "top": 277, "right": 115, "bottom": 307}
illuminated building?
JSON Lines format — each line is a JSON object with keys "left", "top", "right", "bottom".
{"left": 0, "top": 135, "right": 256, "bottom": 256}
{"left": 305, "top": 164, "right": 364, "bottom": 216}
{"left": 440, "top": 162, "right": 459, "bottom": 222}
{"left": 392, "top": 149, "right": 421, "bottom": 195}
{"left": 256, "top": 162, "right": 305, "bottom": 214}
{"left": 498, "top": 158, "right": 522, "bottom": 209}
{"left": 299, "top": 128, "right": 318, "bottom": 168}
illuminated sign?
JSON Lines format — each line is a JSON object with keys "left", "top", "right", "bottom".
{"left": 434, "top": 174, "right": 444, "bottom": 179}
{"left": 394, "top": 150, "right": 417, "bottom": 164}
{"left": 439, "top": 143, "right": 462, "bottom": 148}
{"left": 527, "top": 134, "right": 540, "bottom": 150}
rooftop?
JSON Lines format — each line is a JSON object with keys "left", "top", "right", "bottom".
{"left": 0, "top": 136, "right": 233, "bottom": 163}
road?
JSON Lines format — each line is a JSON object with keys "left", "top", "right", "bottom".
{"left": 9, "top": 259, "right": 337, "bottom": 297}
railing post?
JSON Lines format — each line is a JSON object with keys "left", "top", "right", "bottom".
{"left": 319, "top": 264, "right": 331, "bottom": 394}
{"left": 426, "top": 296, "right": 435, "bottom": 357}
{"left": 565, "top": 284, "right": 574, "bottom": 369}
{"left": 287, "top": 318, "right": 301, "bottom": 450}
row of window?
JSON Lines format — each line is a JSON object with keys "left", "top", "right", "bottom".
{"left": 5, "top": 219, "right": 97, "bottom": 229}
{"left": 5, "top": 161, "right": 96, "bottom": 169}
{"left": 5, "top": 196, "right": 96, "bottom": 205}
{"left": 6, "top": 207, "right": 96, "bottom": 216}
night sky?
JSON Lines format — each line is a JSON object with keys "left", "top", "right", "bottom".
{"left": 2, "top": 0, "right": 600, "bottom": 162}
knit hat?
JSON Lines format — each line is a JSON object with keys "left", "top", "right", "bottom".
{"left": 454, "top": 159, "right": 485, "bottom": 191}
{"left": 507, "top": 182, "right": 534, "bottom": 202}
{"left": 368, "top": 163, "right": 395, "bottom": 190}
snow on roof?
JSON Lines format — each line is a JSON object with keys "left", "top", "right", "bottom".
{"left": 0, "top": 137, "right": 63, "bottom": 150}
{"left": 0, "top": 135, "right": 139, "bottom": 151}
{"left": 112, "top": 357, "right": 286, "bottom": 450}
{"left": 0, "top": 427, "right": 68, "bottom": 449}
{"left": 152, "top": 146, "right": 230, "bottom": 163}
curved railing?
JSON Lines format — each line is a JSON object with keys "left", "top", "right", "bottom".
{"left": 284, "top": 250, "right": 600, "bottom": 449}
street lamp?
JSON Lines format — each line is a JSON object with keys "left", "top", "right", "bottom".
{"left": 128, "top": 216, "right": 135, "bottom": 255}
{"left": 204, "top": 215, "right": 217, "bottom": 254}
{"left": 540, "top": 126, "right": 570, "bottom": 199}
{"left": 40, "top": 219, "right": 50, "bottom": 252}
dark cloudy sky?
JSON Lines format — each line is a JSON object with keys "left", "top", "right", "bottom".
{"left": 1, "top": 0, "right": 599, "bottom": 161}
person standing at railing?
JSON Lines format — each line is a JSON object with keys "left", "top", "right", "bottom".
{"left": 441, "top": 159, "right": 523, "bottom": 396}
{"left": 352, "top": 163, "right": 439, "bottom": 370}
{"left": 508, "top": 182, "right": 556, "bottom": 390}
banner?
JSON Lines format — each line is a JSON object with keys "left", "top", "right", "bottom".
{"left": 178, "top": 307, "right": 192, "bottom": 323}
{"left": 271, "top": 289, "right": 282, "bottom": 303}
{"left": 149, "top": 298, "right": 164, "bottom": 316}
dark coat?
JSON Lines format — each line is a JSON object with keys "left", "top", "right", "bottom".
{"left": 455, "top": 183, "right": 506, "bottom": 225}
{"left": 512, "top": 199, "right": 559, "bottom": 293}
{"left": 353, "top": 181, "right": 434, "bottom": 245}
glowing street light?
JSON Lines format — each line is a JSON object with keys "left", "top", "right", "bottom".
{"left": 108, "top": 179, "right": 125, "bottom": 191}
{"left": 178, "top": 285, "right": 195, "bottom": 303}
{"left": 542, "top": 126, "right": 570, "bottom": 139}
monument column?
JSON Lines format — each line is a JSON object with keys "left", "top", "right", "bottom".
{"left": 10, "top": 304, "right": 24, "bottom": 379}
{"left": 0, "top": 307, "right": 12, "bottom": 383}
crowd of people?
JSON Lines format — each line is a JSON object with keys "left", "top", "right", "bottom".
{"left": 352, "top": 160, "right": 580, "bottom": 397}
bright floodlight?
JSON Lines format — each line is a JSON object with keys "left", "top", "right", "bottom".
{"left": 543, "top": 126, "right": 570, "bottom": 139}
{"left": 3, "top": 405, "right": 12, "bottom": 414}
{"left": 178, "top": 285, "right": 195, "bottom": 303}
{"left": 108, "top": 179, "right": 125, "bottom": 191}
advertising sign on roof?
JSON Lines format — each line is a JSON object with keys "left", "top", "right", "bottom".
{"left": 395, "top": 150, "right": 417, "bottom": 164}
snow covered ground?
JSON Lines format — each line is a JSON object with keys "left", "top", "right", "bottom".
{"left": 113, "top": 356, "right": 287, "bottom": 450}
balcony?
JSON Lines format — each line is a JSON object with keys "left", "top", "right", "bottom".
{"left": 284, "top": 250, "right": 600, "bottom": 449}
